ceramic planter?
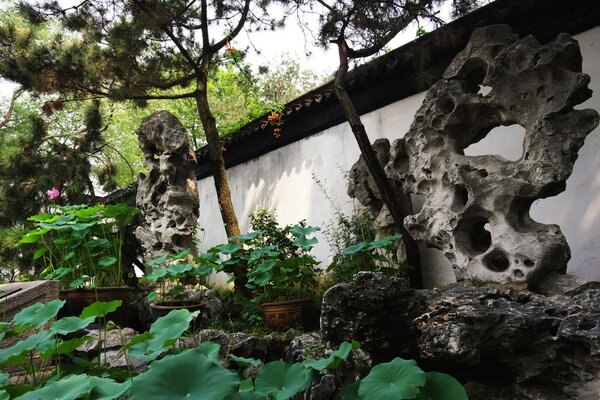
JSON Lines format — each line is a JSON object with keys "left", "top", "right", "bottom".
{"left": 260, "top": 298, "right": 312, "bottom": 329}
{"left": 59, "top": 287, "right": 134, "bottom": 326}
{"left": 149, "top": 301, "right": 202, "bottom": 321}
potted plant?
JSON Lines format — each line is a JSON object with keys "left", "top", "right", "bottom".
{"left": 142, "top": 249, "right": 215, "bottom": 320}
{"left": 18, "top": 203, "right": 139, "bottom": 322}
{"left": 232, "top": 221, "right": 320, "bottom": 329}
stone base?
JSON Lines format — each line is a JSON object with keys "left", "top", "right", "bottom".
{"left": 321, "top": 272, "right": 600, "bottom": 400}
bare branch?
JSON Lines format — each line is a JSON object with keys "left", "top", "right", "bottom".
{"left": 0, "top": 87, "right": 25, "bottom": 130}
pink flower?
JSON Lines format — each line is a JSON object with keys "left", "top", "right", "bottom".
{"left": 46, "top": 188, "right": 61, "bottom": 199}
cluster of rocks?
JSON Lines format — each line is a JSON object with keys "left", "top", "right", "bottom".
{"left": 319, "top": 272, "right": 600, "bottom": 400}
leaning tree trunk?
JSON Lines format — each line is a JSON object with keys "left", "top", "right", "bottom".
{"left": 195, "top": 76, "right": 251, "bottom": 296}
{"left": 333, "top": 41, "right": 423, "bottom": 288}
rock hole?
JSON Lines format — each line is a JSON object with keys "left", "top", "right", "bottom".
{"left": 484, "top": 250, "right": 510, "bottom": 272}
{"left": 460, "top": 58, "right": 488, "bottom": 93}
{"left": 422, "top": 168, "right": 432, "bottom": 178}
{"left": 464, "top": 124, "right": 526, "bottom": 161}
{"left": 524, "top": 259, "right": 534, "bottom": 267}
{"left": 437, "top": 96, "right": 455, "bottom": 114}
{"left": 451, "top": 185, "right": 469, "bottom": 211}
{"left": 411, "top": 193, "right": 427, "bottom": 214}
{"left": 454, "top": 216, "right": 492, "bottom": 256}
{"left": 478, "top": 85, "right": 492, "bottom": 96}
{"left": 513, "top": 269, "right": 524, "bottom": 279}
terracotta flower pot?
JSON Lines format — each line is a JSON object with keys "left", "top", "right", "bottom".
{"left": 149, "top": 301, "right": 202, "bottom": 322}
{"left": 260, "top": 298, "right": 312, "bottom": 329}
{"left": 59, "top": 287, "right": 134, "bottom": 326}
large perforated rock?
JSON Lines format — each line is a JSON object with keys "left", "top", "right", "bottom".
{"left": 386, "top": 25, "right": 599, "bottom": 285}
{"left": 135, "top": 111, "right": 199, "bottom": 261}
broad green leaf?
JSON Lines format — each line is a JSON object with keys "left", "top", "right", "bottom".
{"left": 12, "top": 300, "right": 65, "bottom": 328}
{"left": 32, "top": 247, "right": 48, "bottom": 260}
{"left": 229, "top": 354, "right": 262, "bottom": 367}
{"left": 239, "top": 378, "right": 254, "bottom": 392}
{"left": 81, "top": 300, "right": 122, "bottom": 319}
{"left": 26, "top": 213, "right": 54, "bottom": 222}
{"left": 358, "top": 357, "right": 426, "bottom": 400}
{"left": 0, "top": 330, "right": 53, "bottom": 367}
{"left": 230, "top": 231, "right": 263, "bottom": 242}
{"left": 50, "top": 316, "right": 95, "bottom": 335}
{"left": 14, "top": 374, "right": 92, "bottom": 400}
{"left": 289, "top": 225, "right": 320, "bottom": 237}
{"left": 303, "top": 341, "right": 359, "bottom": 372}
{"left": 40, "top": 336, "right": 93, "bottom": 358}
{"left": 85, "top": 239, "right": 110, "bottom": 249}
{"left": 218, "top": 243, "right": 242, "bottom": 254}
{"left": 367, "top": 234, "right": 403, "bottom": 250}
{"left": 18, "top": 228, "right": 50, "bottom": 245}
{"left": 168, "top": 249, "right": 192, "bottom": 260}
{"left": 147, "top": 291, "right": 158, "bottom": 302}
{"left": 43, "top": 266, "right": 73, "bottom": 280}
{"left": 98, "top": 256, "right": 117, "bottom": 267}
{"left": 129, "top": 309, "right": 199, "bottom": 361}
{"left": 292, "top": 235, "right": 318, "bottom": 250}
{"left": 255, "top": 361, "right": 313, "bottom": 400}
{"left": 414, "top": 372, "right": 468, "bottom": 400}
{"left": 69, "top": 279, "right": 85, "bottom": 288}
{"left": 146, "top": 254, "right": 169, "bottom": 267}
{"left": 341, "top": 380, "right": 361, "bottom": 400}
{"left": 90, "top": 376, "right": 132, "bottom": 400}
{"left": 225, "top": 392, "right": 266, "bottom": 400}
{"left": 131, "top": 350, "right": 239, "bottom": 400}
{"left": 143, "top": 268, "right": 169, "bottom": 282}
{"left": 197, "top": 342, "right": 221, "bottom": 363}
{"left": 166, "top": 263, "right": 193, "bottom": 276}
{"left": 342, "top": 242, "right": 367, "bottom": 255}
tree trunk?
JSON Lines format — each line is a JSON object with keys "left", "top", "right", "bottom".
{"left": 334, "top": 40, "right": 423, "bottom": 288}
{"left": 195, "top": 78, "right": 251, "bottom": 296}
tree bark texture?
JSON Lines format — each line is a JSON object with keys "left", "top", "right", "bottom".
{"left": 334, "top": 40, "right": 423, "bottom": 288}
{"left": 195, "top": 77, "right": 250, "bottom": 296}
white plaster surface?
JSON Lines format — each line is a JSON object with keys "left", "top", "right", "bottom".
{"left": 198, "top": 26, "right": 600, "bottom": 287}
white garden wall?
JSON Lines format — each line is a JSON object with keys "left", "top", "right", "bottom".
{"left": 197, "top": 26, "right": 600, "bottom": 287}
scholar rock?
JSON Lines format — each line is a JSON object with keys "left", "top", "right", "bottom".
{"left": 135, "top": 111, "right": 199, "bottom": 261}
{"left": 386, "top": 25, "right": 599, "bottom": 285}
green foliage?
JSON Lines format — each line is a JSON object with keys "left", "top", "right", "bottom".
{"left": 254, "top": 361, "right": 313, "bottom": 399}
{"left": 128, "top": 308, "right": 199, "bottom": 362}
{"left": 131, "top": 349, "right": 239, "bottom": 400}
{"left": 11, "top": 299, "right": 64, "bottom": 329}
{"left": 142, "top": 249, "right": 212, "bottom": 306}
{"left": 18, "top": 203, "right": 139, "bottom": 288}
{"left": 0, "top": 299, "right": 468, "bottom": 400}
{"left": 358, "top": 358, "right": 426, "bottom": 399}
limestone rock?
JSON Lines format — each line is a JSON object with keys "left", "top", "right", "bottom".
{"left": 320, "top": 272, "right": 428, "bottom": 357}
{"left": 135, "top": 111, "right": 199, "bottom": 261}
{"left": 320, "top": 272, "right": 600, "bottom": 400}
{"left": 386, "top": 25, "right": 599, "bottom": 285}
{"left": 187, "top": 329, "right": 282, "bottom": 362}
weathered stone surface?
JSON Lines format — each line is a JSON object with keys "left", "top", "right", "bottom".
{"left": 320, "top": 272, "right": 600, "bottom": 400}
{"left": 197, "top": 289, "right": 225, "bottom": 324}
{"left": 135, "top": 111, "right": 199, "bottom": 261}
{"left": 320, "top": 272, "right": 428, "bottom": 357}
{"left": 186, "top": 329, "right": 282, "bottom": 362}
{"left": 76, "top": 327, "right": 146, "bottom": 372}
{"left": 386, "top": 25, "right": 599, "bottom": 285}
